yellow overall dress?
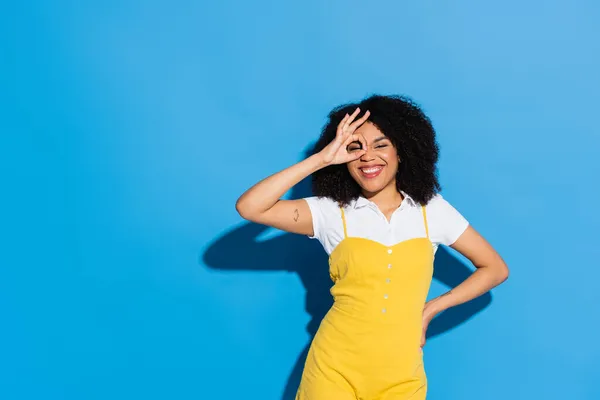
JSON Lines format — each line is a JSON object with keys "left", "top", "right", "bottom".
{"left": 296, "top": 205, "right": 434, "bottom": 400}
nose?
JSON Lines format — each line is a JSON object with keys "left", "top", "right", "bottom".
{"left": 360, "top": 145, "right": 375, "bottom": 161}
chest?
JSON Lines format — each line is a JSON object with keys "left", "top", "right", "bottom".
{"left": 328, "top": 237, "right": 434, "bottom": 283}
{"left": 343, "top": 206, "right": 429, "bottom": 246}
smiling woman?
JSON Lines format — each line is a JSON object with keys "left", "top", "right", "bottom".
{"left": 235, "top": 94, "right": 509, "bottom": 400}
{"left": 311, "top": 95, "right": 440, "bottom": 208}
{"left": 348, "top": 127, "right": 397, "bottom": 185}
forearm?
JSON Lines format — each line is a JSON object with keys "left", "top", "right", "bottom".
{"left": 428, "top": 263, "right": 508, "bottom": 314}
{"left": 235, "top": 153, "right": 327, "bottom": 217}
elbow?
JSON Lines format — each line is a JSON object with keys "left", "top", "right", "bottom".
{"left": 235, "top": 198, "right": 250, "bottom": 220}
{"left": 235, "top": 197, "right": 259, "bottom": 222}
{"left": 498, "top": 262, "right": 510, "bottom": 284}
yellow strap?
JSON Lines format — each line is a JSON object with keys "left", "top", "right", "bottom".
{"left": 340, "top": 207, "right": 348, "bottom": 238}
{"left": 422, "top": 205, "right": 430, "bottom": 239}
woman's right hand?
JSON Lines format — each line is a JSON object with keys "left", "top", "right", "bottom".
{"left": 319, "top": 107, "right": 370, "bottom": 166}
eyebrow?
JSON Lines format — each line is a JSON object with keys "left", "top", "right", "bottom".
{"left": 348, "top": 136, "right": 390, "bottom": 147}
{"left": 372, "top": 136, "right": 390, "bottom": 143}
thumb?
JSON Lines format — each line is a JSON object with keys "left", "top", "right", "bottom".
{"left": 349, "top": 150, "right": 366, "bottom": 162}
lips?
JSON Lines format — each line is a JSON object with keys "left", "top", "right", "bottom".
{"left": 359, "top": 165, "right": 384, "bottom": 179}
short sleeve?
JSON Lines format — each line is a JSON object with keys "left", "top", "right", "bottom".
{"left": 302, "top": 196, "right": 344, "bottom": 254}
{"left": 426, "top": 194, "right": 469, "bottom": 246}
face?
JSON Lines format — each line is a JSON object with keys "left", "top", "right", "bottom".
{"left": 346, "top": 122, "right": 400, "bottom": 195}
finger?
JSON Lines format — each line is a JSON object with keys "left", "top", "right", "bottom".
{"left": 343, "top": 132, "right": 362, "bottom": 148}
{"left": 349, "top": 107, "right": 361, "bottom": 121}
{"left": 357, "top": 133, "right": 367, "bottom": 151}
{"left": 349, "top": 110, "right": 370, "bottom": 131}
{"left": 344, "top": 108, "right": 361, "bottom": 131}
{"left": 345, "top": 133, "right": 367, "bottom": 153}
{"left": 345, "top": 150, "right": 366, "bottom": 163}
{"left": 343, "top": 137, "right": 365, "bottom": 161}
{"left": 336, "top": 114, "right": 350, "bottom": 136}
{"left": 337, "top": 113, "right": 349, "bottom": 129}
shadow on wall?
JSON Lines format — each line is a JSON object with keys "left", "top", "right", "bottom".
{"left": 201, "top": 146, "right": 492, "bottom": 400}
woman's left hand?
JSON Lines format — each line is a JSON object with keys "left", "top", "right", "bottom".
{"left": 420, "top": 300, "right": 440, "bottom": 349}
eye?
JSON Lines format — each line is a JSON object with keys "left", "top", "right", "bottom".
{"left": 375, "top": 144, "right": 388, "bottom": 149}
{"left": 347, "top": 142, "right": 362, "bottom": 152}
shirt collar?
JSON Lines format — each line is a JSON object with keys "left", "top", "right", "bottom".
{"left": 352, "top": 191, "right": 416, "bottom": 209}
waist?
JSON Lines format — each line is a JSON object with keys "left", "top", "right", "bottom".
{"left": 315, "top": 308, "right": 423, "bottom": 367}
{"left": 329, "top": 299, "right": 423, "bottom": 327}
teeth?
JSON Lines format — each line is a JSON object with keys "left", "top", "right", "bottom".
{"left": 362, "top": 167, "right": 382, "bottom": 173}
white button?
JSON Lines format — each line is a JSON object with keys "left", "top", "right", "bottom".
{"left": 387, "top": 249, "right": 393, "bottom": 254}
{"left": 385, "top": 278, "right": 391, "bottom": 283}
{"left": 388, "top": 264, "right": 392, "bottom": 269}
{"left": 382, "top": 308, "right": 387, "bottom": 313}
{"left": 384, "top": 294, "right": 389, "bottom": 299}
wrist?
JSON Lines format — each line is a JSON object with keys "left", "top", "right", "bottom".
{"left": 428, "top": 294, "right": 451, "bottom": 315}
{"left": 309, "top": 152, "right": 331, "bottom": 169}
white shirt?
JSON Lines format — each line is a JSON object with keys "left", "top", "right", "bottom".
{"left": 304, "top": 192, "right": 469, "bottom": 256}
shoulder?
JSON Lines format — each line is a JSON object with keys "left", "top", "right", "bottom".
{"left": 425, "top": 193, "right": 469, "bottom": 246}
{"left": 425, "top": 193, "right": 454, "bottom": 214}
{"left": 303, "top": 195, "right": 341, "bottom": 213}
{"left": 303, "top": 196, "right": 345, "bottom": 254}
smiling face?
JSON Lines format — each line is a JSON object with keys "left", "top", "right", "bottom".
{"left": 346, "top": 122, "right": 400, "bottom": 195}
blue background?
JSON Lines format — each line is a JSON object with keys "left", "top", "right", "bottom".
{"left": 2, "top": 1, "right": 599, "bottom": 399}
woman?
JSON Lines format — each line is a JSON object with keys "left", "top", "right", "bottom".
{"left": 236, "top": 95, "right": 509, "bottom": 399}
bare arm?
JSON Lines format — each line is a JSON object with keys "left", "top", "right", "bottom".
{"left": 235, "top": 108, "right": 370, "bottom": 236}
{"left": 235, "top": 154, "right": 327, "bottom": 236}
{"left": 438, "top": 226, "right": 508, "bottom": 306}
{"left": 421, "top": 225, "right": 509, "bottom": 346}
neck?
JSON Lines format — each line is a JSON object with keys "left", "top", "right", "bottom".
{"left": 362, "top": 183, "right": 404, "bottom": 210}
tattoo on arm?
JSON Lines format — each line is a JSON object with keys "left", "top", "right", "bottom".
{"left": 293, "top": 209, "right": 299, "bottom": 222}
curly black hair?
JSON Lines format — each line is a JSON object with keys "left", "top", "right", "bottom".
{"left": 311, "top": 94, "right": 441, "bottom": 206}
